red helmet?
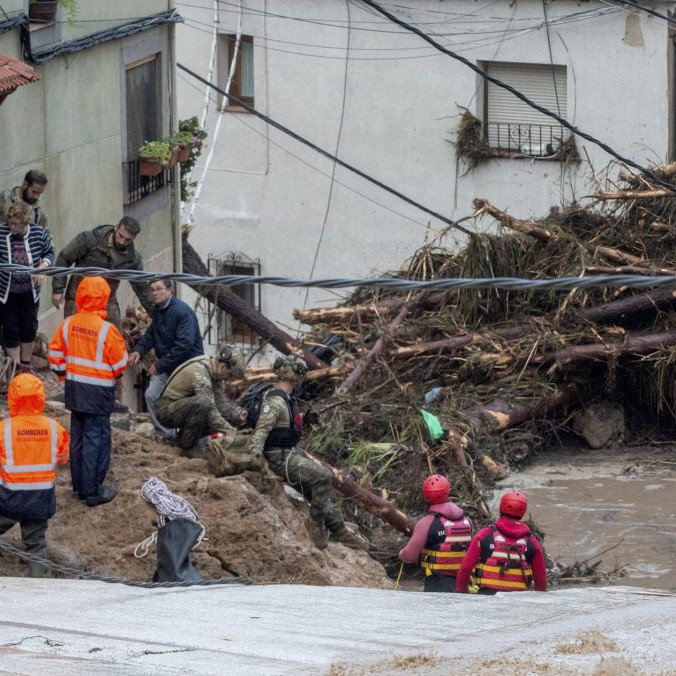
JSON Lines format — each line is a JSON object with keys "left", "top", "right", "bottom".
{"left": 422, "top": 475, "right": 450, "bottom": 504}
{"left": 500, "top": 491, "right": 528, "bottom": 519}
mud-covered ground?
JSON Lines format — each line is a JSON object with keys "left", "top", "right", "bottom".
{"left": 0, "top": 371, "right": 391, "bottom": 588}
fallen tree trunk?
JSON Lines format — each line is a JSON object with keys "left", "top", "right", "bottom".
{"left": 392, "top": 324, "right": 531, "bottom": 359}
{"left": 182, "top": 236, "right": 325, "bottom": 370}
{"left": 592, "top": 189, "right": 676, "bottom": 200}
{"left": 584, "top": 265, "right": 676, "bottom": 276}
{"left": 474, "top": 198, "right": 650, "bottom": 267}
{"left": 580, "top": 288, "right": 676, "bottom": 326}
{"left": 304, "top": 451, "right": 415, "bottom": 535}
{"left": 294, "top": 291, "right": 447, "bottom": 325}
{"left": 230, "top": 364, "right": 350, "bottom": 388}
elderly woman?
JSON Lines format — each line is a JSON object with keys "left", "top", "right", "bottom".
{"left": 0, "top": 200, "right": 54, "bottom": 371}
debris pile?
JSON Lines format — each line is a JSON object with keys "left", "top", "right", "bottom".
{"left": 285, "top": 163, "right": 676, "bottom": 552}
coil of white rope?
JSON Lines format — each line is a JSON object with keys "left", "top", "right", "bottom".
{"left": 134, "top": 477, "right": 206, "bottom": 558}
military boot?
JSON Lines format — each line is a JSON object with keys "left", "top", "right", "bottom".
{"left": 331, "top": 523, "right": 369, "bottom": 551}
{"left": 28, "top": 561, "right": 45, "bottom": 578}
{"left": 306, "top": 517, "right": 329, "bottom": 550}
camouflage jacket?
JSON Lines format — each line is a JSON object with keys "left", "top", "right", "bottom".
{"left": 52, "top": 224, "right": 153, "bottom": 313}
{"left": 248, "top": 391, "right": 293, "bottom": 457}
{"left": 0, "top": 187, "right": 48, "bottom": 229}
{"left": 159, "top": 355, "right": 245, "bottom": 425}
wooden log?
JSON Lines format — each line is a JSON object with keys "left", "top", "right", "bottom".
{"left": 474, "top": 198, "right": 654, "bottom": 268}
{"left": 338, "top": 293, "right": 425, "bottom": 393}
{"left": 304, "top": 451, "right": 415, "bottom": 535}
{"left": 584, "top": 265, "right": 676, "bottom": 276}
{"left": 182, "top": 236, "right": 325, "bottom": 370}
{"left": 293, "top": 291, "right": 447, "bottom": 325}
{"left": 229, "top": 364, "right": 350, "bottom": 388}
{"left": 473, "top": 198, "right": 553, "bottom": 242}
{"left": 580, "top": 288, "right": 676, "bottom": 326}
{"left": 392, "top": 324, "right": 531, "bottom": 359}
{"left": 592, "top": 189, "right": 676, "bottom": 200}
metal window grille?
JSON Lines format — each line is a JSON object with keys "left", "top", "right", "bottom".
{"left": 484, "top": 122, "right": 570, "bottom": 157}
{"left": 206, "top": 252, "right": 261, "bottom": 348}
{"left": 123, "top": 161, "right": 175, "bottom": 206}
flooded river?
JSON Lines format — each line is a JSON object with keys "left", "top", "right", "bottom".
{"left": 503, "top": 446, "right": 676, "bottom": 590}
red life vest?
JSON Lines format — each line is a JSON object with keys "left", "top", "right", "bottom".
{"left": 474, "top": 527, "right": 535, "bottom": 591}
{"left": 420, "top": 512, "right": 472, "bottom": 577}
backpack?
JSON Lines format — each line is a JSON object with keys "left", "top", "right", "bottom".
{"left": 238, "top": 382, "right": 275, "bottom": 429}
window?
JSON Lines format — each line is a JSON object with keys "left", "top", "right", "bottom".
{"left": 483, "top": 62, "right": 569, "bottom": 158}
{"left": 207, "top": 253, "right": 261, "bottom": 347}
{"left": 124, "top": 54, "right": 171, "bottom": 205}
{"left": 218, "top": 34, "right": 254, "bottom": 108}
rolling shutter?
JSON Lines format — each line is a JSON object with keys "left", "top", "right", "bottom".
{"left": 485, "top": 62, "right": 567, "bottom": 154}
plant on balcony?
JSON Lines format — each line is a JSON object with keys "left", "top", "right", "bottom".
{"left": 138, "top": 140, "right": 173, "bottom": 177}
{"left": 177, "top": 117, "right": 208, "bottom": 201}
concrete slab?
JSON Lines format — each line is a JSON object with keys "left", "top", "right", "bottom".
{"left": 0, "top": 579, "right": 673, "bottom": 674}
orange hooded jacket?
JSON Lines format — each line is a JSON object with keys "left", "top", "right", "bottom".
{"left": 0, "top": 374, "right": 69, "bottom": 520}
{"left": 48, "top": 276, "right": 128, "bottom": 413}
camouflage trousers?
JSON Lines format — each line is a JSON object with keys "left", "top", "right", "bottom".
{"left": 0, "top": 515, "right": 47, "bottom": 577}
{"left": 264, "top": 447, "right": 345, "bottom": 534}
{"left": 155, "top": 394, "right": 232, "bottom": 451}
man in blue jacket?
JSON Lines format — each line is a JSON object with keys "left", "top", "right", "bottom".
{"left": 128, "top": 280, "right": 204, "bottom": 439}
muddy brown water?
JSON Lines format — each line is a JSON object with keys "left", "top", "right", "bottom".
{"left": 504, "top": 446, "right": 676, "bottom": 591}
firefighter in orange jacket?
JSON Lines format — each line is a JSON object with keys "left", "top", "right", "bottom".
{"left": 0, "top": 373, "right": 69, "bottom": 577}
{"left": 48, "top": 276, "right": 128, "bottom": 507}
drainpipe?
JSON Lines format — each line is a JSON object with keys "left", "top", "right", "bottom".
{"left": 168, "top": 0, "right": 182, "bottom": 286}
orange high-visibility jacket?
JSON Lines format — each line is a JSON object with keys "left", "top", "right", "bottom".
{"left": 48, "top": 276, "right": 128, "bottom": 405}
{"left": 0, "top": 374, "right": 69, "bottom": 521}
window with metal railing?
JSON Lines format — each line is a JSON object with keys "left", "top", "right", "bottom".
{"left": 123, "top": 161, "right": 174, "bottom": 206}
{"left": 206, "top": 252, "right": 261, "bottom": 348}
{"left": 485, "top": 122, "right": 570, "bottom": 158}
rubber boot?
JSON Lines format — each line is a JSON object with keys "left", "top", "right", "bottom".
{"left": 28, "top": 560, "right": 45, "bottom": 578}
{"left": 306, "top": 517, "right": 329, "bottom": 550}
{"left": 331, "top": 523, "right": 369, "bottom": 551}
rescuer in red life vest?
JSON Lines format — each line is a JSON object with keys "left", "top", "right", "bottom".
{"left": 456, "top": 490, "right": 547, "bottom": 594}
{"left": 398, "top": 475, "right": 474, "bottom": 592}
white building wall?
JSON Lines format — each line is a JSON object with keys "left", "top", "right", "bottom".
{"left": 176, "top": 0, "right": 671, "bottom": 343}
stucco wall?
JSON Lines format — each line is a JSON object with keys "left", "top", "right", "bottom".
{"left": 0, "top": 9, "right": 177, "bottom": 403}
{"left": 176, "top": 0, "right": 671, "bottom": 337}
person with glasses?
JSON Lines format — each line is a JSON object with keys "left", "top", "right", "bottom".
{"left": 128, "top": 279, "right": 203, "bottom": 440}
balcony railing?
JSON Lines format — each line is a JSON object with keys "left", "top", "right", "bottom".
{"left": 484, "top": 122, "right": 571, "bottom": 158}
{"left": 123, "top": 160, "right": 174, "bottom": 206}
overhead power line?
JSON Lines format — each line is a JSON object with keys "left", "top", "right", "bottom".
{"left": 9, "top": 263, "right": 676, "bottom": 292}
{"left": 176, "top": 61, "right": 472, "bottom": 235}
{"left": 611, "top": 0, "right": 676, "bottom": 25}
{"left": 358, "top": 0, "right": 675, "bottom": 192}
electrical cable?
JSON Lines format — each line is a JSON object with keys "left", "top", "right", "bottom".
{"left": 301, "top": 0, "right": 352, "bottom": 315}
{"left": 177, "top": 61, "right": 472, "bottom": 234}
{"left": 542, "top": 0, "right": 562, "bottom": 117}
{"left": 177, "top": 68, "right": 428, "bottom": 230}
{"left": 611, "top": 0, "right": 676, "bottom": 26}
{"left": 8, "top": 263, "right": 676, "bottom": 293}
{"left": 357, "top": 0, "right": 676, "bottom": 192}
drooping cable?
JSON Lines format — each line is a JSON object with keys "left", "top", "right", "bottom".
{"left": 357, "top": 0, "right": 675, "bottom": 191}
{"left": 177, "top": 61, "right": 472, "bottom": 234}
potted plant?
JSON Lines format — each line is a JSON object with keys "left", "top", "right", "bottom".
{"left": 138, "top": 140, "right": 172, "bottom": 177}
{"left": 171, "top": 131, "right": 195, "bottom": 162}
{"left": 29, "top": 0, "right": 78, "bottom": 23}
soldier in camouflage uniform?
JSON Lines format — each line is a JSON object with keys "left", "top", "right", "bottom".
{"left": 248, "top": 354, "right": 369, "bottom": 551}
{"left": 154, "top": 345, "right": 248, "bottom": 456}
{"left": 51, "top": 218, "right": 154, "bottom": 329}
{"left": 0, "top": 170, "right": 49, "bottom": 230}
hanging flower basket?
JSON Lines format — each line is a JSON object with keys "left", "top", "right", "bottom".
{"left": 168, "top": 145, "right": 183, "bottom": 168}
{"left": 178, "top": 144, "right": 192, "bottom": 162}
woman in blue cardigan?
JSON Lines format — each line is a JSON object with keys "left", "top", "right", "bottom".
{"left": 0, "top": 200, "right": 54, "bottom": 372}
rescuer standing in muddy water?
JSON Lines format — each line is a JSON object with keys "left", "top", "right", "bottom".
{"left": 154, "top": 344, "right": 248, "bottom": 456}
{"left": 0, "top": 373, "right": 69, "bottom": 577}
{"left": 246, "top": 354, "right": 369, "bottom": 551}
{"left": 456, "top": 490, "right": 547, "bottom": 593}
{"left": 398, "top": 475, "right": 473, "bottom": 592}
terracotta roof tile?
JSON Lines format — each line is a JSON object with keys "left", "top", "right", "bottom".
{"left": 0, "top": 52, "right": 40, "bottom": 97}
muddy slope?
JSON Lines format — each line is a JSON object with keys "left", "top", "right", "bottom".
{"left": 0, "top": 400, "right": 391, "bottom": 588}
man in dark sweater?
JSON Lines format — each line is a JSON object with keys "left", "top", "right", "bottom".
{"left": 128, "top": 280, "right": 204, "bottom": 439}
